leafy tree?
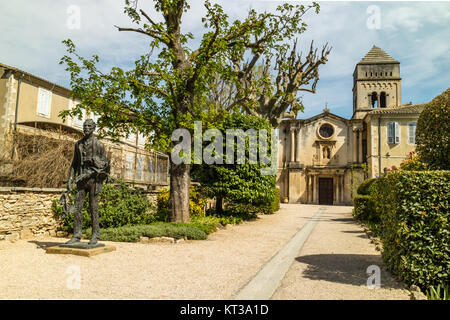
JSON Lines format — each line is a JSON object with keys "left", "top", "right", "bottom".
{"left": 59, "top": 0, "right": 324, "bottom": 222}
{"left": 191, "top": 113, "right": 277, "bottom": 215}
{"left": 416, "top": 88, "right": 450, "bottom": 170}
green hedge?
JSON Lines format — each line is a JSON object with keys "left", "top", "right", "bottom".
{"left": 254, "top": 186, "right": 280, "bottom": 214}
{"left": 83, "top": 223, "right": 208, "bottom": 242}
{"left": 356, "top": 178, "right": 377, "bottom": 195}
{"left": 375, "top": 171, "right": 450, "bottom": 290}
{"left": 353, "top": 178, "right": 381, "bottom": 223}
{"left": 353, "top": 194, "right": 378, "bottom": 223}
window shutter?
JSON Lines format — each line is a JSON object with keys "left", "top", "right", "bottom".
{"left": 395, "top": 122, "right": 400, "bottom": 144}
{"left": 387, "top": 122, "right": 394, "bottom": 144}
{"left": 37, "top": 88, "right": 51, "bottom": 117}
{"left": 408, "top": 122, "right": 416, "bottom": 144}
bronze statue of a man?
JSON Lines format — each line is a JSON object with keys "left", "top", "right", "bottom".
{"left": 65, "top": 119, "right": 110, "bottom": 246}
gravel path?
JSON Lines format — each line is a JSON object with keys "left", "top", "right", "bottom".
{"left": 0, "top": 204, "right": 411, "bottom": 300}
{"left": 271, "top": 206, "right": 411, "bottom": 300}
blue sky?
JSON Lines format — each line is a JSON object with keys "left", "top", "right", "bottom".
{"left": 1, "top": 1, "right": 449, "bottom": 120}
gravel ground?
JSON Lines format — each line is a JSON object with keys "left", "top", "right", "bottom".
{"left": 0, "top": 204, "right": 411, "bottom": 300}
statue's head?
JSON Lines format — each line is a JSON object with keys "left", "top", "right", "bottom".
{"left": 83, "top": 119, "right": 96, "bottom": 136}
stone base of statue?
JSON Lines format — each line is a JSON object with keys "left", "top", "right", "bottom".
{"left": 46, "top": 242, "right": 116, "bottom": 257}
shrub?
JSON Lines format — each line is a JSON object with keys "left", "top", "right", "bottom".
{"left": 54, "top": 181, "right": 156, "bottom": 232}
{"left": 263, "top": 186, "right": 280, "bottom": 214}
{"left": 400, "top": 152, "right": 428, "bottom": 171}
{"left": 356, "top": 178, "right": 377, "bottom": 195}
{"left": 352, "top": 194, "right": 378, "bottom": 223}
{"left": 156, "top": 185, "right": 208, "bottom": 221}
{"left": 353, "top": 178, "right": 381, "bottom": 223}
{"left": 416, "top": 88, "right": 450, "bottom": 170}
{"left": 374, "top": 170, "right": 450, "bottom": 290}
{"left": 83, "top": 223, "right": 208, "bottom": 242}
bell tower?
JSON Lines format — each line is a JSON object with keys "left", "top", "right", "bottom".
{"left": 352, "top": 46, "right": 402, "bottom": 119}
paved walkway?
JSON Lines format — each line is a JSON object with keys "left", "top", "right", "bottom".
{"left": 0, "top": 204, "right": 411, "bottom": 299}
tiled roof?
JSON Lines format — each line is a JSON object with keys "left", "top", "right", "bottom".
{"left": 369, "top": 103, "right": 426, "bottom": 115}
{"left": 358, "top": 46, "right": 399, "bottom": 65}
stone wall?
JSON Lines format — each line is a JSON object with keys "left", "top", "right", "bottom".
{"left": 0, "top": 187, "right": 65, "bottom": 241}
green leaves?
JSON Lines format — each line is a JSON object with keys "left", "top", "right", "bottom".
{"left": 191, "top": 113, "right": 278, "bottom": 214}
{"left": 55, "top": 181, "right": 157, "bottom": 231}
{"left": 369, "top": 171, "right": 450, "bottom": 291}
{"left": 416, "top": 88, "right": 450, "bottom": 170}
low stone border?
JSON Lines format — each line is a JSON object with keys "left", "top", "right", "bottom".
{"left": 139, "top": 236, "right": 186, "bottom": 244}
{"left": 0, "top": 187, "right": 65, "bottom": 193}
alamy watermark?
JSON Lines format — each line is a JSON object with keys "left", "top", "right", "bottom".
{"left": 67, "top": 5, "right": 81, "bottom": 30}
{"left": 366, "top": 265, "right": 381, "bottom": 289}
{"left": 66, "top": 265, "right": 81, "bottom": 290}
{"left": 171, "top": 121, "right": 277, "bottom": 175}
{"left": 366, "top": 5, "right": 381, "bottom": 30}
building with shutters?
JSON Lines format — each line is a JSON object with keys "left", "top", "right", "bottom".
{"left": 0, "top": 62, "right": 169, "bottom": 187}
{"left": 276, "top": 46, "right": 425, "bottom": 205}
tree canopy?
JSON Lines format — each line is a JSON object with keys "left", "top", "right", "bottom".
{"left": 59, "top": 0, "right": 327, "bottom": 221}
{"left": 191, "top": 113, "right": 277, "bottom": 214}
{"left": 416, "top": 88, "right": 450, "bottom": 170}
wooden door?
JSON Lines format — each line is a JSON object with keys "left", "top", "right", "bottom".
{"left": 319, "top": 178, "right": 333, "bottom": 205}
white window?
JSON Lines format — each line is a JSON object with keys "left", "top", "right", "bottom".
{"left": 136, "top": 155, "right": 144, "bottom": 177}
{"left": 138, "top": 132, "right": 146, "bottom": 146}
{"left": 148, "top": 159, "right": 154, "bottom": 173}
{"left": 408, "top": 122, "right": 417, "bottom": 144}
{"left": 125, "top": 153, "right": 134, "bottom": 170}
{"left": 37, "top": 87, "right": 52, "bottom": 117}
{"left": 387, "top": 121, "right": 400, "bottom": 144}
{"left": 70, "top": 99, "right": 84, "bottom": 127}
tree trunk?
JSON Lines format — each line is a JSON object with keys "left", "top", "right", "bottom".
{"left": 168, "top": 162, "right": 191, "bottom": 223}
{"left": 215, "top": 196, "right": 223, "bottom": 215}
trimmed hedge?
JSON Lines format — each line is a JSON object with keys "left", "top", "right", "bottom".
{"left": 375, "top": 171, "right": 450, "bottom": 290}
{"left": 353, "top": 178, "right": 381, "bottom": 223}
{"left": 353, "top": 194, "right": 378, "bottom": 223}
{"left": 356, "top": 178, "right": 377, "bottom": 195}
{"left": 84, "top": 222, "right": 208, "bottom": 242}
{"left": 416, "top": 88, "right": 450, "bottom": 170}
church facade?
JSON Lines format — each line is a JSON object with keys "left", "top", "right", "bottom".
{"left": 276, "top": 46, "right": 425, "bottom": 205}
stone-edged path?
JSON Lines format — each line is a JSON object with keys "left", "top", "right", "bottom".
{"left": 0, "top": 204, "right": 411, "bottom": 299}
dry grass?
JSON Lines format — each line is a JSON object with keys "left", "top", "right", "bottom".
{"left": 0, "top": 130, "right": 79, "bottom": 188}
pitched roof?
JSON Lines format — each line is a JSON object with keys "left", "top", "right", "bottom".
{"left": 358, "top": 46, "right": 399, "bottom": 65}
{"left": 368, "top": 103, "right": 426, "bottom": 115}
{"left": 288, "top": 109, "right": 350, "bottom": 125}
{"left": 0, "top": 62, "right": 71, "bottom": 94}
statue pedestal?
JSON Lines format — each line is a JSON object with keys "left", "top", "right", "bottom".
{"left": 46, "top": 242, "right": 116, "bottom": 257}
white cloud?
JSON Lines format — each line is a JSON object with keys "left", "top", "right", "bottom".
{"left": 0, "top": 0, "right": 448, "bottom": 119}
{"left": 383, "top": 3, "right": 450, "bottom": 32}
